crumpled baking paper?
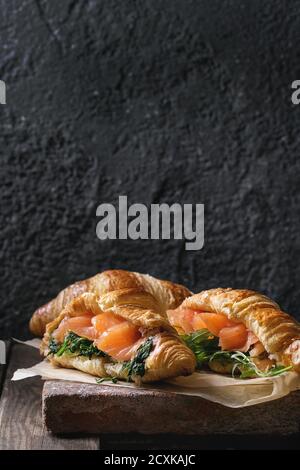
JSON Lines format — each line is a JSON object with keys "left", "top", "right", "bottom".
{"left": 12, "top": 339, "right": 300, "bottom": 408}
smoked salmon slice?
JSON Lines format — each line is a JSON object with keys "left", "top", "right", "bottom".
{"left": 92, "top": 311, "right": 125, "bottom": 335}
{"left": 239, "top": 331, "right": 259, "bottom": 352}
{"left": 53, "top": 310, "right": 142, "bottom": 361}
{"left": 198, "top": 312, "right": 233, "bottom": 336}
{"left": 191, "top": 314, "right": 207, "bottom": 331}
{"left": 168, "top": 307, "right": 257, "bottom": 353}
{"left": 168, "top": 308, "right": 234, "bottom": 336}
{"left": 53, "top": 315, "right": 97, "bottom": 342}
{"left": 94, "top": 322, "right": 141, "bottom": 361}
{"left": 167, "top": 308, "right": 196, "bottom": 333}
{"left": 218, "top": 324, "right": 248, "bottom": 351}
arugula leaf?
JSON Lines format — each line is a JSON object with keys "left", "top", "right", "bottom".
{"left": 122, "top": 337, "right": 154, "bottom": 380}
{"left": 181, "top": 329, "right": 219, "bottom": 367}
{"left": 54, "top": 332, "right": 108, "bottom": 359}
{"left": 182, "top": 329, "right": 292, "bottom": 379}
{"left": 230, "top": 351, "right": 292, "bottom": 378}
{"left": 209, "top": 350, "right": 292, "bottom": 378}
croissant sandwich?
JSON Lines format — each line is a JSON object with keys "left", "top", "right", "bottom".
{"left": 168, "top": 288, "right": 300, "bottom": 378}
{"left": 34, "top": 270, "right": 196, "bottom": 383}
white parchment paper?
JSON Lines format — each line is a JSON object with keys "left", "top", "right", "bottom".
{"left": 12, "top": 339, "right": 300, "bottom": 408}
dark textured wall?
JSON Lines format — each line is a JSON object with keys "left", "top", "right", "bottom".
{"left": 1, "top": 0, "right": 300, "bottom": 337}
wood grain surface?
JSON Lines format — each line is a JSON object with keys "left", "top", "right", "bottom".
{"left": 0, "top": 342, "right": 98, "bottom": 450}
{"left": 43, "top": 378, "right": 300, "bottom": 436}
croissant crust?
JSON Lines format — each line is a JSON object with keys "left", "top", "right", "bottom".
{"left": 181, "top": 288, "right": 300, "bottom": 371}
{"left": 30, "top": 270, "right": 191, "bottom": 336}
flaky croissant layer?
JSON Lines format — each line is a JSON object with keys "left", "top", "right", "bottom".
{"left": 30, "top": 270, "right": 192, "bottom": 337}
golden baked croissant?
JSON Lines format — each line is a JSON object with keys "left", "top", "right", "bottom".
{"left": 168, "top": 288, "right": 300, "bottom": 376}
{"left": 35, "top": 270, "right": 195, "bottom": 383}
{"left": 30, "top": 269, "right": 191, "bottom": 337}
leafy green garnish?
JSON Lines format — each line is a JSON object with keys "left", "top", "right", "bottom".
{"left": 182, "top": 329, "right": 292, "bottom": 379}
{"left": 181, "top": 329, "right": 219, "bottom": 367}
{"left": 210, "top": 351, "right": 292, "bottom": 379}
{"left": 122, "top": 337, "right": 154, "bottom": 380}
{"left": 96, "top": 377, "right": 118, "bottom": 384}
{"left": 54, "top": 332, "right": 108, "bottom": 359}
{"left": 48, "top": 336, "right": 59, "bottom": 355}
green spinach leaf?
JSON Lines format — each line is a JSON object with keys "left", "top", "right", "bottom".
{"left": 48, "top": 336, "right": 59, "bottom": 355}
{"left": 54, "top": 332, "right": 108, "bottom": 359}
{"left": 122, "top": 336, "right": 154, "bottom": 380}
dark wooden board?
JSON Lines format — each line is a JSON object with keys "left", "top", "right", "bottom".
{"left": 43, "top": 379, "right": 300, "bottom": 436}
{"left": 0, "top": 343, "right": 99, "bottom": 450}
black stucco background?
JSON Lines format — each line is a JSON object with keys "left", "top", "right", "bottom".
{"left": 1, "top": 0, "right": 300, "bottom": 337}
